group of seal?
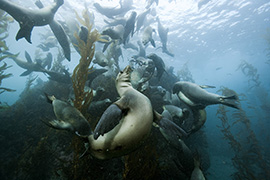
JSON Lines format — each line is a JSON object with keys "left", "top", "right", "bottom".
{"left": 46, "top": 66, "right": 153, "bottom": 159}
{"left": 2, "top": 1, "right": 240, "bottom": 178}
{"left": 45, "top": 65, "right": 193, "bottom": 160}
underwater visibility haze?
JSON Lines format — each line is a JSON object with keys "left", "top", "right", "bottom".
{"left": 0, "top": 0, "right": 269, "bottom": 179}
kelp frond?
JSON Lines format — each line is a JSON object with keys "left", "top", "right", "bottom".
{"left": 0, "top": 61, "right": 15, "bottom": 94}
{"left": 0, "top": 10, "right": 16, "bottom": 95}
{"left": 264, "top": 28, "right": 270, "bottom": 64}
{"left": 71, "top": 8, "right": 99, "bottom": 115}
{"left": 19, "top": 75, "right": 38, "bottom": 98}
{"left": 217, "top": 86, "right": 270, "bottom": 179}
{"left": 236, "top": 60, "right": 260, "bottom": 89}
{"left": 177, "top": 61, "right": 194, "bottom": 82}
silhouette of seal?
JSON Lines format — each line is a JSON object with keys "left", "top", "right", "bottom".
{"left": 0, "top": 0, "right": 63, "bottom": 43}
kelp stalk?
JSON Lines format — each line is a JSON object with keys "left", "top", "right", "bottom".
{"left": 70, "top": 8, "right": 100, "bottom": 180}
{"left": 71, "top": 9, "right": 100, "bottom": 115}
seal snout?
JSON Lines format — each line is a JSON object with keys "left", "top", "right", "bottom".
{"left": 122, "top": 65, "right": 132, "bottom": 74}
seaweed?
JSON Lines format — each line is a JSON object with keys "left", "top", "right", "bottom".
{"left": 123, "top": 133, "right": 160, "bottom": 180}
{"left": 0, "top": 10, "right": 15, "bottom": 96}
{"left": 236, "top": 60, "right": 260, "bottom": 90}
{"left": 216, "top": 86, "right": 270, "bottom": 179}
{"left": 70, "top": 8, "right": 101, "bottom": 179}
{"left": 177, "top": 62, "right": 194, "bottom": 83}
{"left": 264, "top": 28, "right": 270, "bottom": 64}
{"left": 0, "top": 62, "right": 14, "bottom": 94}
{"left": 71, "top": 8, "right": 100, "bottom": 115}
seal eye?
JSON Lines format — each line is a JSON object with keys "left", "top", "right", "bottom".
{"left": 120, "top": 71, "right": 123, "bottom": 74}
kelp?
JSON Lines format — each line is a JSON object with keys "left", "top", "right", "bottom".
{"left": 71, "top": 8, "right": 100, "bottom": 115}
{"left": 216, "top": 86, "right": 270, "bottom": 179}
{"left": 0, "top": 11, "right": 12, "bottom": 51}
{"left": 177, "top": 61, "right": 195, "bottom": 82}
{"left": 19, "top": 75, "right": 38, "bottom": 99}
{"left": 0, "top": 10, "right": 15, "bottom": 95}
{"left": 0, "top": 62, "right": 14, "bottom": 94}
{"left": 264, "top": 28, "right": 270, "bottom": 64}
{"left": 16, "top": 136, "right": 55, "bottom": 180}
{"left": 123, "top": 133, "right": 159, "bottom": 179}
{"left": 236, "top": 60, "right": 260, "bottom": 90}
{"left": 70, "top": 8, "right": 100, "bottom": 180}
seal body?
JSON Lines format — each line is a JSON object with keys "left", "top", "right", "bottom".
{"left": 93, "top": 51, "right": 112, "bottom": 67}
{"left": 101, "top": 25, "right": 124, "bottom": 40}
{"left": 142, "top": 26, "right": 155, "bottom": 47}
{"left": 88, "top": 66, "right": 154, "bottom": 159}
{"left": 123, "top": 11, "right": 137, "bottom": 44}
{"left": 173, "top": 81, "right": 239, "bottom": 109}
{"left": 46, "top": 95, "right": 92, "bottom": 137}
{"left": 147, "top": 53, "right": 166, "bottom": 81}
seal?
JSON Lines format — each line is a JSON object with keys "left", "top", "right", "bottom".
{"left": 101, "top": 24, "right": 124, "bottom": 41}
{"left": 44, "top": 94, "right": 92, "bottom": 137}
{"left": 35, "top": 0, "right": 70, "bottom": 61}
{"left": 191, "top": 157, "right": 206, "bottom": 180}
{"left": 0, "top": 0, "right": 63, "bottom": 43}
{"left": 173, "top": 81, "right": 239, "bottom": 109}
{"left": 123, "top": 11, "right": 137, "bottom": 44}
{"left": 135, "top": 8, "right": 150, "bottom": 33}
{"left": 142, "top": 26, "right": 156, "bottom": 47}
{"left": 89, "top": 65, "right": 154, "bottom": 159}
{"left": 93, "top": 1, "right": 133, "bottom": 19}
{"left": 5, "top": 51, "right": 45, "bottom": 76}
{"left": 163, "top": 105, "right": 189, "bottom": 120}
{"left": 147, "top": 53, "right": 167, "bottom": 81}
{"left": 93, "top": 51, "right": 113, "bottom": 67}
{"left": 156, "top": 16, "right": 174, "bottom": 57}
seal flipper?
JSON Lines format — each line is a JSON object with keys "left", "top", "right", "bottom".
{"left": 153, "top": 111, "right": 188, "bottom": 147}
{"left": 220, "top": 95, "right": 240, "bottom": 109}
{"left": 199, "top": 85, "right": 216, "bottom": 89}
{"left": 24, "top": 51, "right": 32, "bottom": 63}
{"left": 42, "top": 119, "right": 74, "bottom": 131}
{"left": 93, "top": 103, "right": 124, "bottom": 140}
{"left": 150, "top": 39, "right": 155, "bottom": 47}
{"left": 16, "top": 25, "right": 34, "bottom": 43}
{"left": 20, "top": 70, "right": 33, "bottom": 76}
{"left": 158, "top": 118, "right": 188, "bottom": 139}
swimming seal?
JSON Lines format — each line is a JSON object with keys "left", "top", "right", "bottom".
{"left": 5, "top": 51, "right": 45, "bottom": 76}
{"left": 44, "top": 94, "right": 92, "bottom": 137}
{"left": 93, "top": 51, "right": 112, "bottom": 67}
{"left": 35, "top": 0, "right": 70, "bottom": 61}
{"left": 89, "top": 65, "right": 154, "bottom": 159}
{"left": 142, "top": 26, "right": 156, "bottom": 47}
{"left": 147, "top": 53, "right": 167, "bottom": 81}
{"left": 135, "top": 8, "right": 150, "bottom": 33}
{"left": 156, "top": 16, "right": 174, "bottom": 57}
{"left": 123, "top": 11, "right": 137, "bottom": 44}
{"left": 173, "top": 81, "right": 239, "bottom": 109}
{"left": 0, "top": 0, "right": 63, "bottom": 43}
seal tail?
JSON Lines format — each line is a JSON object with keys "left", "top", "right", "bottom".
{"left": 223, "top": 95, "right": 237, "bottom": 100}
{"left": 44, "top": 93, "right": 56, "bottom": 104}
{"left": 220, "top": 95, "right": 240, "bottom": 109}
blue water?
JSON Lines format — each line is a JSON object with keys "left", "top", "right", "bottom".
{"left": 0, "top": 0, "right": 269, "bottom": 179}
